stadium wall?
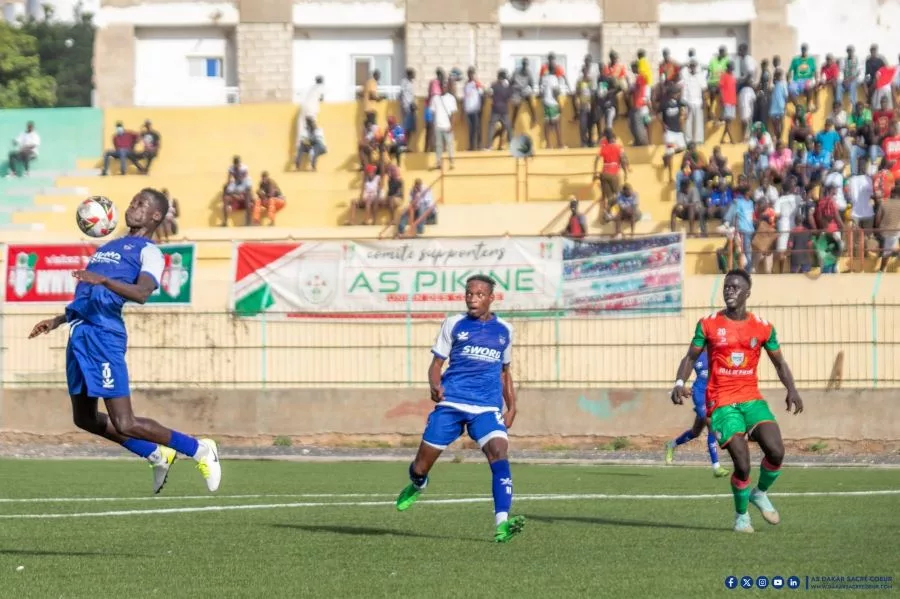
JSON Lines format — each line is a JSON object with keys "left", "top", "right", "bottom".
{"left": 0, "top": 388, "right": 896, "bottom": 450}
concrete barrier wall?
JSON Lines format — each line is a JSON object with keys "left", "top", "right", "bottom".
{"left": 1, "top": 388, "right": 896, "bottom": 448}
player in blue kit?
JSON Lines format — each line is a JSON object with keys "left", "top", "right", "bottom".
{"left": 29, "top": 188, "right": 222, "bottom": 494}
{"left": 664, "top": 349, "right": 730, "bottom": 477}
{"left": 395, "top": 275, "right": 525, "bottom": 543}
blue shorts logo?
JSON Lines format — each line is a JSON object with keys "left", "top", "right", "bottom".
{"left": 772, "top": 576, "right": 785, "bottom": 589}
{"left": 725, "top": 576, "right": 738, "bottom": 589}
{"left": 787, "top": 576, "right": 801, "bottom": 589}
{"left": 741, "top": 576, "right": 754, "bottom": 589}
{"left": 757, "top": 576, "right": 769, "bottom": 589}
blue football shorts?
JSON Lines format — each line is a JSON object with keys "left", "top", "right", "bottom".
{"left": 422, "top": 404, "right": 508, "bottom": 450}
{"left": 66, "top": 321, "right": 130, "bottom": 399}
{"left": 692, "top": 388, "right": 708, "bottom": 419}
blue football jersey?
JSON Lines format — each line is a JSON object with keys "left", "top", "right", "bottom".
{"left": 65, "top": 236, "right": 164, "bottom": 334}
{"left": 431, "top": 313, "right": 513, "bottom": 410}
{"left": 692, "top": 350, "right": 709, "bottom": 398}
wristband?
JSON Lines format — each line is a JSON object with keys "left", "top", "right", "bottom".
{"left": 674, "top": 379, "right": 685, "bottom": 388}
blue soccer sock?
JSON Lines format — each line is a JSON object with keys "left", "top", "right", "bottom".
{"left": 121, "top": 438, "right": 158, "bottom": 459}
{"left": 408, "top": 462, "right": 428, "bottom": 489}
{"left": 166, "top": 430, "right": 200, "bottom": 458}
{"left": 490, "top": 459, "right": 513, "bottom": 526}
{"left": 706, "top": 430, "right": 721, "bottom": 467}
{"left": 674, "top": 429, "right": 697, "bottom": 446}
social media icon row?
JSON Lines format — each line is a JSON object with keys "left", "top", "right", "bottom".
{"left": 726, "top": 575, "right": 802, "bottom": 589}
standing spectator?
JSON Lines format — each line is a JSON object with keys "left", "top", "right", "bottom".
{"left": 847, "top": 157, "right": 875, "bottom": 243}
{"left": 735, "top": 43, "right": 757, "bottom": 92}
{"left": 788, "top": 43, "right": 818, "bottom": 111}
{"left": 485, "top": 70, "right": 513, "bottom": 151}
{"left": 657, "top": 49, "right": 680, "bottom": 109}
{"left": 671, "top": 176, "right": 706, "bottom": 236}
{"left": 788, "top": 214, "right": 814, "bottom": 273}
{"left": 864, "top": 45, "right": 886, "bottom": 104}
{"left": 430, "top": 82, "right": 457, "bottom": 170}
{"left": 301, "top": 75, "right": 325, "bottom": 124}
{"left": 509, "top": 59, "right": 537, "bottom": 131}
{"left": 594, "top": 64, "right": 619, "bottom": 140}
{"left": 718, "top": 62, "right": 737, "bottom": 144}
{"left": 576, "top": 66, "right": 596, "bottom": 147}
{"left": 724, "top": 179, "right": 757, "bottom": 271}
{"left": 562, "top": 198, "right": 587, "bottom": 238}
{"left": 876, "top": 188, "right": 900, "bottom": 271}
{"left": 541, "top": 64, "right": 564, "bottom": 149}
{"left": 100, "top": 122, "right": 138, "bottom": 176}
{"left": 540, "top": 52, "right": 575, "bottom": 122}
{"left": 362, "top": 69, "right": 383, "bottom": 128}
{"left": 680, "top": 61, "right": 707, "bottom": 144}
{"left": 738, "top": 77, "right": 756, "bottom": 141}
{"left": 7, "top": 121, "right": 40, "bottom": 178}
{"left": 774, "top": 178, "right": 800, "bottom": 272}
{"left": 706, "top": 46, "right": 729, "bottom": 119}
{"left": 873, "top": 61, "right": 897, "bottom": 110}
{"left": 769, "top": 69, "right": 788, "bottom": 142}
{"left": 769, "top": 140, "right": 793, "bottom": 177}
{"left": 753, "top": 59, "right": 771, "bottom": 126}
{"left": 135, "top": 120, "right": 161, "bottom": 174}
{"left": 462, "top": 67, "right": 485, "bottom": 151}
{"left": 399, "top": 69, "right": 417, "bottom": 139}
{"left": 838, "top": 46, "right": 861, "bottom": 107}
{"left": 424, "top": 69, "right": 446, "bottom": 154}
{"left": 628, "top": 61, "right": 649, "bottom": 146}
{"left": 593, "top": 130, "right": 629, "bottom": 219}
{"left": 871, "top": 96, "right": 894, "bottom": 164}
{"left": 660, "top": 89, "right": 687, "bottom": 182}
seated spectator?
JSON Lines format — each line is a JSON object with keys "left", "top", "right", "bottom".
{"left": 706, "top": 146, "right": 732, "bottom": 183}
{"left": 787, "top": 214, "right": 814, "bottom": 273}
{"left": 612, "top": 183, "right": 641, "bottom": 237}
{"left": 384, "top": 116, "right": 408, "bottom": 167}
{"left": 814, "top": 185, "right": 844, "bottom": 245}
{"left": 873, "top": 60, "right": 897, "bottom": 110}
{"left": 870, "top": 96, "right": 895, "bottom": 162}
{"left": 830, "top": 101, "right": 849, "bottom": 137}
{"left": 819, "top": 54, "right": 840, "bottom": 101}
{"left": 397, "top": 178, "right": 437, "bottom": 238}
{"left": 754, "top": 171, "right": 780, "bottom": 206}
{"left": 384, "top": 165, "right": 404, "bottom": 217}
{"left": 768, "top": 140, "right": 793, "bottom": 177}
{"left": 816, "top": 118, "right": 841, "bottom": 159}
{"left": 707, "top": 177, "right": 734, "bottom": 223}
{"left": 134, "top": 120, "right": 161, "bottom": 174}
{"left": 671, "top": 176, "right": 706, "bottom": 236}
{"left": 6, "top": 121, "right": 40, "bottom": 178}
{"left": 806, "top": 140, "right": 832, "bottom": 185}
{"left": 295, "top": 117, "right": 327, "bottom": 171}
{"left": 872, "top": 157, "right": 896, "bottom": 200}
{"left": 744, "top": 122, "right": 774, "bottom": 180}
{"left": 222, "top": 156, "right": 253, "bottom": 226}
{"left": 562, "top": 197, "right": 588, "bottom": 238}
{"left": 837, "top": 46, "right": 861, "bottom": 107}
{"left": 875, "top": 187, "right": 900, "bottom": 271}
{"left": 358, "top": 121, "right": 384, "bottom": 171}
{"left": 253, "top": 171, "right": 286, "bottom": 226}
{"left": 351, "top": 163, "right": 386, "bottom": 226}
{"left": 101, "top": 122, "right": 139, "bottom": 176}
{"left": 789, "top": 146, "right": 810, "bottom": 188}
{"left": 881, "top": 122, "right": 900, "bottom": 179}
{"left": 788, "top": 43, "right": 818, "bottom": 111}
{"left": 155, "top": 188, "right": 179, "bottom": 242}
{"left": 823, "top": 161, "right": 847, "bottom": 211}
{"left": 788, "top": 107, "right": 813, "bottom": 149}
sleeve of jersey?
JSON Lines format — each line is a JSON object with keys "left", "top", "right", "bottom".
{"left": 691, "top": 320, "right": 707, "bottom": 348}
{"left": 431, "top": 317, "right": 454, "bottom": 360}
{"left": 763, "top": 325, "right": 781, "bottom": 351}
{"left": 502, "top": 324, "right": 513, "bottom": 365}
{"left": 139, "top": 244, "right": 165, "bottom": 290}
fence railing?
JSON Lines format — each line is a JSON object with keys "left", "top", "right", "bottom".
{"left": 2, "top": 304, "right": 896, "bottom": 389}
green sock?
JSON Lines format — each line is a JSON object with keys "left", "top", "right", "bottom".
{"left": 758, "top": 459, "right": 782, "bottom": 492}
{"left": 732, "top": 477, "right": 751, "bottom": 514}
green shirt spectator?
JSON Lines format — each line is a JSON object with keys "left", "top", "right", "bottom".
{"left": 708, "top": 55, "right": 729, "bottom": 85}
{"left": 789, "top": 54, "right": 817, "bottom": 82}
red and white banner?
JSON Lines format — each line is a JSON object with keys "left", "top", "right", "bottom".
{"left": 4, "top": 243, "right": 94, "bottom": 303}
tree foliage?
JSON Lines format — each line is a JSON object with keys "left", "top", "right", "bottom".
{"left": 0, "top": 23, "right": 57, "bottom": 108}
{"left": 21, "top": 4, "right": 95, "bottom": 107}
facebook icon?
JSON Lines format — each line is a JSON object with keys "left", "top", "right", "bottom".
{"left": 725, "top": 576, "right": 738, "bottom": 589}
{"left": 773, "top": 576, "right": 785, "bottom": 589}
{"left": 788, "top": 576, "right": 801, "bottom": 589}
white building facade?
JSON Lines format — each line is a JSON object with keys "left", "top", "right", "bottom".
{"left": 89, "top": 0, "right": 900, "bottom": 108}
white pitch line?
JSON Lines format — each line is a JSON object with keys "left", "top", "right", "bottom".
{"left": 0, "top": 489, "right": 898, "bottom": 520}
{"left": 0, "top": 493, "right": 398, "bottom": 504}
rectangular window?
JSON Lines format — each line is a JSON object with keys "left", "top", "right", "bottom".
{"left": 351, "top": 55, "right": 394, "bottom": 86}
{"left": 188, "top": 57, "right": 224, "bottom": 79}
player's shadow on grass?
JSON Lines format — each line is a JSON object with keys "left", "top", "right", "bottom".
{"left": 525, "top": 514, "right": 723, "bottom": 532}
{"left": 270, "top": 523, "right": 482, "bottom": 543}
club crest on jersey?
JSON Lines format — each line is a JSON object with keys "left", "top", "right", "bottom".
{"left": 730, "top": 352, "right": 745, "bottom": 367}
{"left": 499, "top": 335, "right": 506, "bottom": 345}
{"left": 750, "top": 337, "right": 758, "bottom": 349}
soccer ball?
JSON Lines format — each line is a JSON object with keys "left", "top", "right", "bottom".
{"left": 76, "top": 196, "right": 118, "bottom": 238}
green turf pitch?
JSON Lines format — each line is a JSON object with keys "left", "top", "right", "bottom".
{"left": 0, "top": 460, "right": 897, "bottom": 598}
